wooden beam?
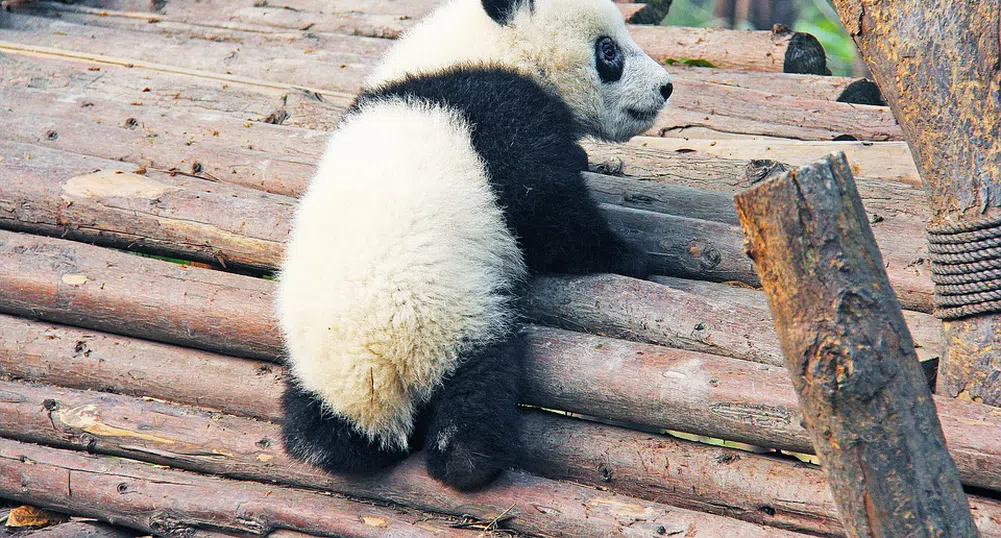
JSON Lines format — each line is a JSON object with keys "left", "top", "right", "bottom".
{"left": 735, "top": 153, "right": 978, "bottom": 537}
{"left": 0, "top": 13, "right": 900, "bottom": 141}
{"left": 0, "top": 305, "right": 994, "bottom": 494}
{"left": 829, "top": 0, "right": 1001, "bottom": 407}
{"left": 0, "top": 229, "right": 944, "bottom": 368}
{"left": 18, "top": 0, "right": 823, "bottom": 74}
{"left": 0, "top": 438, "right": 487, "bottom": 538}
{"left": 2, "top": 378, "right": 1000, "bottom": 537}
{"left": 0, "top": 397, "right": 810, "bottom": 538}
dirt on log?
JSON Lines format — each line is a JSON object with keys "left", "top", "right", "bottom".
{"left": 735, "top": 153, "right": 979, "bottom": 537}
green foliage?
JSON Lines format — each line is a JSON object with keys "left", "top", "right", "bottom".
{"left": 663, "top": 58, "right": 717, "bottom": 68}
{"left": 660, "top": 0, "right": 860, "bottom": 76}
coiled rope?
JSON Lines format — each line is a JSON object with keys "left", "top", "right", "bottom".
{"left": 928, "top": 213, "right": 1001, "bottom": 319}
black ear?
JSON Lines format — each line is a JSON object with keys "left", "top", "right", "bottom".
{"left": 482, "top": 0, "right": 531, "bottom": 24}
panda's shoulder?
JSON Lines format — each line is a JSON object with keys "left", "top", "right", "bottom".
{"left": 355, "top": 67, "right": 578, "bottom": 136}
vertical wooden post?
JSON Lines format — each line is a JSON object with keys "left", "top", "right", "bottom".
{"left": 734, "top": 153, "right": 979, "bottom": 538}
{"left": 827, "top": 0, "right": 1001, "bottom": 405}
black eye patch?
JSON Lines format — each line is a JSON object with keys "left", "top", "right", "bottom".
{"left": 595, "top": 36, "right": 624, "bottom": 83}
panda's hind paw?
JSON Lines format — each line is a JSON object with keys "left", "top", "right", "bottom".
{"left": 425, "top": 426, "right": 512, "bottom": 491}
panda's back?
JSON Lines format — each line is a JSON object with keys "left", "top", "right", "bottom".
{"left": 277, "top": 95, "right": 528, "bottom": 449}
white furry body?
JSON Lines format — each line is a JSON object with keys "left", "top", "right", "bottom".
{"left": 277, "top": 100, "right": 526, "bottom": 449}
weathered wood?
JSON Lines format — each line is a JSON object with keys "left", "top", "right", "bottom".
{"left": 670, "top": 66, "right": 863, "bottom": 102}
{"left": 3, "top": 376, "right": 1001, "bottom": 538}
{"left": 735, "top": 153, "right": 978, "bottom": 537}
{"left": 0, "top": 438, "right": 485, "bottom": 538}
{"left": 0, "top": 13, "right": 900, "bottom": 141}
{"left": 0, "top": 139, "right": 762, "bottom": 282}
{"left": 22, "top": 521, "right": 138, "bottom": 538}
{"left": 20, "top": 0, "right": 822, "bottom": 74}
{"left": 0, "top": 131, "right": 937, "bottom": 310}
{"left": 830, "top": 0, "right": 1001, "bottom": 407}
{"left": 0, "top": 229, "right": 946, "bottom": 371}
{"left": 0, "top": 229, "right": 282, "bottom": 361}
{"left": 0, "top": 395, "right": 809, "bottom": 538}
{"left": 626, "top": 137, "right": 920, "bottom": 187}
{"left": 0, "top": 310, "right": 995, "bottom": 495}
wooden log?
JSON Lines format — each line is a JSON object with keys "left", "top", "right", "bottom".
{"left": 0, "top": 394, "right": 810, "bottom": 538}
{"left": 0, "top": 138, "right": 766, "bottom": 284}
{"left": 0, "top": 229, "right": 282, "bottom": 361}
{"left": 0, "top": 130, "right": 936, "bottom": 310}
{"left": 829, "top": 0, "right": 1001, "bottom": 407}
{"left": 20, "top": 0, "right": 824, "bottom": 74}
{"left": 626, "top": 137, "right": 920, "bottom": 187}
{"left": 0, "top": 311, "right": 995, "bottom": 495}
{"left": 0, "top": 14, "right": 900, "bottom": 141}
{"left": 734, "top": 153, "right": 978, "bottom": 537}
{"left": 3, "top": 376, "right": 1001, "bottom": 538}
{"left": 0, "top": 228, "right": 945, "bottom": 370}
{"left": 0, "top": 438, "right": 484, "bottom": 538}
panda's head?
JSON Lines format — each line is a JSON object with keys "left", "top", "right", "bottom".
{"left": 367, "top": 0, "right": 673, "bottom": 142}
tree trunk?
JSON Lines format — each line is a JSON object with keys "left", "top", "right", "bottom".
{"left": 827, "top": 0, "right": 1001, "bottom": 406}
{"left": 734, "top": 153, "right": 979, "bottom": 537}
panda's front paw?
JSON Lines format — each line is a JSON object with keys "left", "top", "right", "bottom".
{"left": 616, "top": 242, "right": 650, "bottom": 279}
{"left": 425, "top": 422, "right": 513, "bottom": 491}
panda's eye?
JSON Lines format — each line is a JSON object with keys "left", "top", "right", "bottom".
{"left": 594, "top": 36, "right": 624, "bottom": 83}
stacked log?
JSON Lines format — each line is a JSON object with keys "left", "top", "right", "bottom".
{"left": 0, "top": 1, "right": 990, "bottom": 536}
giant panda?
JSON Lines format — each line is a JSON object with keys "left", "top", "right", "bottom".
{"left": 276, "top": 0, "right": 673, "bottom": 491}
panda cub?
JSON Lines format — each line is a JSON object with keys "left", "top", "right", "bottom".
{"left": 276, "top": 0, "right": 673, "bottom": 491}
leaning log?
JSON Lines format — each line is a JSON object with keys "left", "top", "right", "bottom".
{"left": 829, "top": 0, "right": 1001, "bottom": 406}
{"left": 0, "top": 438, "right": 485, "bottom": 538}
{"left": 735, "top": 153, "right": 978, "bottom": 537}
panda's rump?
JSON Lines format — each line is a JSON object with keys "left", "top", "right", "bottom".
{"left": 276, "top": 100, "right": 526, "bottom": 449}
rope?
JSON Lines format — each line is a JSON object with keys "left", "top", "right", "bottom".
{"left": 927, "top": 215, "right": 1001, "bottom": 320}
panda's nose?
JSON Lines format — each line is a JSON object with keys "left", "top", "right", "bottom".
{"left": 660, "top": 82, "right": 674, "bottom": 100}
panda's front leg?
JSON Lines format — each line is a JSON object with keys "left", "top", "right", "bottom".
{"left": 520, "top": 177, "right": 650, "bottom": 279}
{"left": 424, "top": 329, "right": 524, "bottom": 491}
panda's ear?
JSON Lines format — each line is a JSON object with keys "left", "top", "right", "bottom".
{"left": 481, "top": 0, "right": 531, "bottom": 24}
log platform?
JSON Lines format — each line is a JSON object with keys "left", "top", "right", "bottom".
{"left": 0, "top": 1, "right": 992, "bottom": 537}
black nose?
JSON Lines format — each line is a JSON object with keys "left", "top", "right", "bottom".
{"left": 660, "top": 82, "right": 674, "bottom": 100}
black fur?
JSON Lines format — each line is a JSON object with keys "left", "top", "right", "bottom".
{"left": 357, "top": 67, "right": 649, "bottom": 277}
{"left": 481, "top": 0, "right": 532, "bottom": 24}
{"left": 282, "top": 67, "right": 647, "bottom": 491}
{"left": 425, "top": 330, "right": 525, "bottom": 491}
{"left": 280, "top": 382, "right": 422, "bottom": 473}
{"left": 783, "top": 32, "right": 831, "bottom": 76}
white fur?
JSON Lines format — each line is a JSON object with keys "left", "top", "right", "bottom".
{"left": 368, "top": 0, "right": 672, "bottom": 141}
{"left": 277, "top": 100, "right": 526, "bottom": 449}
{"left": 278, "top": 0, "right": 671, "bottom": 450}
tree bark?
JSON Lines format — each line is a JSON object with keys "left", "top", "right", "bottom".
{"left": 828, "top": 0, "right": 1001, "bottom": 406}
{"left": 734, "top": 153, "right": 978, "bottom": 537}
{"left": 23, "top": 521, "right": 140, "bottom": 538}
